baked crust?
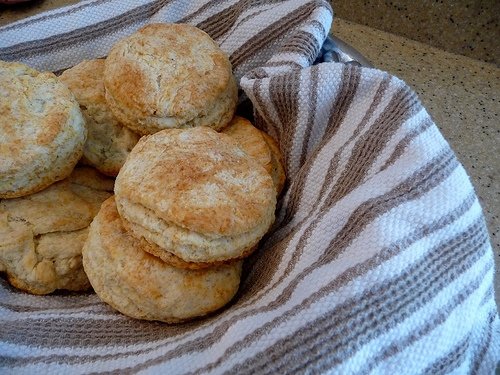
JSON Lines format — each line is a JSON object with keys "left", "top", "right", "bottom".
{"left": 82, "top": 197, "right": 242, "bottom": 323}
{"left": 261, "top": 131, "right": 286, "bottom": 196}
{"left": 0, "top": 61, "right": 86, "bottom": 198}
{"left": 0, "top": 167, "right": 113, "bottom": 294}
{"left": 222, "top": 116, "right": 286, "bottom": 195}
{"left": 115, "top": 127, "right": 276, "bottom": 263}
{"left": 59, "top": 59, "right": 140, "bottom": 176}
{"left": 121, "top": 215, "right": 258, "bottom": 270}
{"left": 104, "top": 23, "right": 238, "bottom": 135}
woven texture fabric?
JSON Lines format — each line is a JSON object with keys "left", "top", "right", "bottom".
{"left": 0, "top": 1, "right": 498, "bottom": 373}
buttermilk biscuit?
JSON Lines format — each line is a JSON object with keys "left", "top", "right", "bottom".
{"left": 128, "top": 232, "right": 257, "bottom": 270}
{"left": 83, "top": 197, "right": 242, "bottom": 323}
{"left": 104, "top": 23, "right": 237, "bottom": 135}
{"left": 59, "top": 59, "right": 140, "bottom": 176}
{"left": 115, "top": 127, "right": 276, "bottom": 264}
{"left": 261, "top": 131, "right": 286, "bottom": 196}
{"left": 222, "top": 116, "right": 286, "bottom": 195}
{"left": 0, "top": 61, "right": 86, "bottom": 198}
{"left": 0, "top": 167, "right": 114, "bottom": 294}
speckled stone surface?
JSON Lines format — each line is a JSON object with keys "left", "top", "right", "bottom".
{"left": 332, "top": 0, "right": 500, "bottom": 65}
{"left": 333, "top": 18, "right": 500, "bottom": 305}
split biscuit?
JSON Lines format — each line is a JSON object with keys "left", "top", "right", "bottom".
{"left": 222, "top": 116, "right": 286, "bottom": 195}
{"left": 0, "top": 167, "right": 114, "bottom": 294}
{"left": 60, "top": 59, "right": 140, "bottom": 176}
{"left": 115, "top": 126, "right": 276, "bottom": 264}
{"left": 82, "top": 197, "right": 242, "bottom": 323}
{"left": 0, "top": 60, "right": 86, "bottom": 198}
{"left": 104, "top": 23, "right": 237, "bottom": 135}
{"left": 126, "top": 230, "right": 257, "bottom": 270}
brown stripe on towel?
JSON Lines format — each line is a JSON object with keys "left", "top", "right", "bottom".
{"left": 218, "top": 6, "right": 283, "bottom": 46}
{"left": 0, "top": 314, "right": 198, "bottom": 348}
{"left": 422, "top": 334, "right": 471, "bottom": 375}
{"left": 0, "top": 300, "right": 104, "bottom": 313}
{"left": 229, "top": 1, "right": 329, "bottom": 67}
{"left": 252, "top": 80, "right": 280, "bottom": 134}
{"left": 298, "top": 66, "right": 320, "bottom": 167}
{"left": 196, "top": 0, "right": 283, "bottom": 41}
{"left": 178, "top": 0, "right": 229, "bottom": 24}
{"left": 359, "top": 268, "right": 491, "bottom": 374}
{"left": 225, "top": 219, "right": 488, "bottom": 375}
{"left": 280, "top": 30, "right": 322, "bottom": 65}
{"left": 479, "top": 284, "right": 494, "bottom": 308}
{"left": 323, "top": 64, "right": 362, "bottom": 140}
{"left": 470, "top": 310, "right": 497, "bottom": 375}
{"left": 195, "top": 210, "right": 488, "bottom": 375}
{"left": 0, "top": 0, "right": 115, "bottom": 33}
{"left": 325, "top": 85, "right": 420, "bottom": 205}
{"left": 0, "top": 0, "right": 170, "bottom": 60}
{"left": 281, "top": 65, "right": 362, "bottom": 227}
{"left": 268, "top": 72, "right": 301, "bottom": 161}
{"left": 379, "top": 116, "right": 435, "bottom": 172}
{"left": 231, "top": 256, "right": 490, "bottom": 375}
{"left": 245, "top": 148, "right": 460, "bottom": 312}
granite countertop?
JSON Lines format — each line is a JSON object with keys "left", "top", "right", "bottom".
{"left": 1, "top": 2, "right": 498, "bottom": 303}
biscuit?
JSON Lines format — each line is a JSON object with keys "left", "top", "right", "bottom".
{"left": 0, "top": 60, "right": 86, "bottom": 198}
{"left": 261, "top": 131, "right": 286, "bottom": 196}
{"left": 82, "top": 197, "right": 242, "bottom": 323}
{"left": 115, "top": 127, "right": 276, "bottom": 263}
{"left": 126, "top": 228, "right": 257, "bottom": 270}
{"left": 59, "top": 59, "right": 140, "bottom": 176}
{"left": 104, "top": 23, "right": 237, "bottom": 135}
{"left": 222, "top": 116, "right": 286, "bottom": 195}
{"left": 0, "top": 167, "right": 114, "bottom": 294}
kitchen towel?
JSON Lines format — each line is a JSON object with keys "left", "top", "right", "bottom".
{"left": 0, "top": 0, "right": 498, "bottom": 373}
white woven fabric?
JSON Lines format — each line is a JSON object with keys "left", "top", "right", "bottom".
{"left": 0, "top": 1, "right": 498, "bottom": 373}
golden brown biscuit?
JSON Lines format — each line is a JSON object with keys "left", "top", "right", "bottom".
{"left": 125, "top": 226, "right": 257, "bottom": 270}
{"left": 104, "top": 23, "right": 237, "bottom": 135}
{"left": 261, "top": 131, "right": 286, "bottom": 196}
{"left": 59, "top": 59, "right": 140, "bottom": 176}
{"left": 222, "top": 116, "right": 286, "bottom": 195}
{"left": 115, "top": 127, "right": 276, "bottom": 263}
{"left": 82, "top": 197, "right": 242, "bottom": 323}
{"left": 0, "top": 60, "right": 86, "bottom": 198}
{"left": 0, "top": 167, "right": 114, "bottom": 294}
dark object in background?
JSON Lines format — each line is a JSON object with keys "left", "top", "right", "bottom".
{"left": 0, "top": 0, "right": 35, "bottom": 3}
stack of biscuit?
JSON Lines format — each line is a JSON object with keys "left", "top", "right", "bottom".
{"left": 0, "top": 23, "right": 285, "bottom": 323}
{"left": 0, "top": 60, "right": 114, "bottom": 294}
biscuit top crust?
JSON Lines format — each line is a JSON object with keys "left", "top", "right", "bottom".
{"left": 104, "top": 23, "right": 233, "bottom": 126}
{"left": 115, "top": 127, "right": 276, "bottom": 236}
{"left": 0, "top": 61, "right": 83, "bottom": 177}
{"left": 221, "top": 116, "right": 272, "bottom": 169}
{"left": 60, "top": 59, "right": 107, "bottom": 110}
{"left": 59, "top": 59, "right": 140, "bottom": 176}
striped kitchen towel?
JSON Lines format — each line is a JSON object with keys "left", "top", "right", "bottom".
{"left": 0, "top": 0, "right": 498, "bottom": 373}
